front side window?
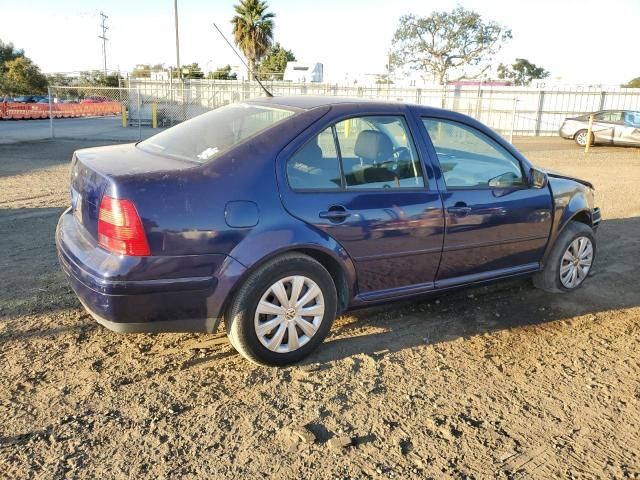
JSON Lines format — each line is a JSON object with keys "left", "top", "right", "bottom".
{"left": 287, "top": 127, "right": 342, "bottom": 190}
{"left": 624, "top": 111, "right": 640, "bottom": 127}
{"left": 423, "top": 118, "right": 525, "bottom": 189}
{"left": 334, "top": 116, "right": 424, "bottom": 189}
{"left": 138, "top": 103, "right": 295, "bottom": 163}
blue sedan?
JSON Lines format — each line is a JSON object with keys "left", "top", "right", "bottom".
{"left": 56, "top": 96, "right": 601, "bottom": 365}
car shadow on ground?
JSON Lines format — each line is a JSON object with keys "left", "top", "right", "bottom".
{"left": 306, "top": 216, "right": 640, "bottom": 365}
{"left": 0, "top": 139, "right": 122, "bottom": 178}
{"left": 0, "top": 207, "right": 76, "bottom": 319}
{"left": 1, "top": 205, "right": 638, "bottom": 369}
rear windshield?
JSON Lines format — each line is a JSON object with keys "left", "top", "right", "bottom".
{"left": 137, "top": 103, "right": 296, "bottom": 163}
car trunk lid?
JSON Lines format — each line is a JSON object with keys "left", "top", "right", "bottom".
{"left": 69, "top": 143, "right": 197, "bottom": 243}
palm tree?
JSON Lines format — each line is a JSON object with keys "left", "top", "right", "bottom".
{"left": 231, "top": 0, "right": 275, "bottom": 80}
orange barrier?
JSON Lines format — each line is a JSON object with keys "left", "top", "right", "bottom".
{"left": 0, "top": 102, "right": 122, "bottom": 120}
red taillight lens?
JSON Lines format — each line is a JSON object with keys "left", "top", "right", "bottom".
{"left": 98, "top": 195, "right": 150, "bottom": 256}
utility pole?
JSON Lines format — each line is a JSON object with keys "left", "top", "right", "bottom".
{"left": 98, "top": 12, "right": 109, "bottom": 77}
{"left": 174, "top": 0, "right": 181, "bottom": 79}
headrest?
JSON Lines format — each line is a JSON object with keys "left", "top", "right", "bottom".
{"left": 354, "top": 129, "right": 393, "bottom": 162}
{"left": 299, "top": 140, "right": 323, "bottom": 163}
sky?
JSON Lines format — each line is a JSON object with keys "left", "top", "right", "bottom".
{"left": 2, "top": 0, "right": 638, "bottom": 85}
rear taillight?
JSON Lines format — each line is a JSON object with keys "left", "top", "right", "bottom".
{"left": 98, "top": 195, "right": 150, "bottom": 256}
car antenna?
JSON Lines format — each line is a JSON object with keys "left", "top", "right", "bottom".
{"left": 212, "top": 23, "right": 274, "bottom": 98}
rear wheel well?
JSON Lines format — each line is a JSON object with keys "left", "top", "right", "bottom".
{"left": 293, "top": 248, "right": 350, "bottom": 315}
{"left": 222, "top": 248, "right": 352, "bottom": 324}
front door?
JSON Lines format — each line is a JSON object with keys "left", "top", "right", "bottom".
{"left": 616, "top": 111, "right": 640, "bottom": 145}
{"left": 280, "top": 113, "right": 444, "bottom": 295}
{"left": 421, "top": 117, "right": 553, "bottom": 284}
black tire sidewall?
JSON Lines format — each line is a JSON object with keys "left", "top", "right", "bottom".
{"left": 574, "top": 129, "right": 593, "bottom": 147}
{"left": 546, "top": 222, "right": 596, "bottom": 292}
{"left": 226, "top": 255, "right": 337, "bottom": 366}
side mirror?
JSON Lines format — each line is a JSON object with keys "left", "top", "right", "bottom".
{"left": 529, "top": 168, "right": 548, "bottom": 189}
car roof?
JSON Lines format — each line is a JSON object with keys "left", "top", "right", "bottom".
{"left": 246, "top": 95, "right": 410, "bottom": 110}
{"left": 246, "top": 95, "right": 457, "bottom": 117}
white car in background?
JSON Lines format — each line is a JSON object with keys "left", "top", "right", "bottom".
{"left": 559, "top": 110, "right": 640, "bottom": 146}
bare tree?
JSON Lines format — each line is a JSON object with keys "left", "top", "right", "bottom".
{"left": 391, "top": 6, "right": 512, "bottom": 85}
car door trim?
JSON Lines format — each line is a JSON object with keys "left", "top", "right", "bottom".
{"left": 442, "top": 233, "right": 550, "bottom": 253}
{"left": 353, "top": 245, "right": 443, "bottom": 262}
{"left": 356, "top": 262, "right": 540, "bottom": 303}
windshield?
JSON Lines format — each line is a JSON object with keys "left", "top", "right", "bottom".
{"left": 138, "top": 103, "right": 296, "bottom": 163}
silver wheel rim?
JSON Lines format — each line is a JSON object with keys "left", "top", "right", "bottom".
{"left": 576, "top": 132, "right": 587, "bottom": 145}
{"left": 560, "top": 236, "right": 593, "bottom": 289}
{"left": 254, "top": 275, "right": 325, "bottom": 353}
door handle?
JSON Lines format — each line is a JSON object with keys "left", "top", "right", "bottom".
{"left": 447, "top": 204, "right": 472, "bottom": 216}
{"left": 319, "top": 205, "right": 351, "bottom": 222}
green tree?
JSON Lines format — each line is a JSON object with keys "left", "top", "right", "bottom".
{"left": 623, "top": 77, "right": 640, "bottom": 88}
{"left": 46, "top": 73, "right": 74, "bottom": 87}
{"left": 231, "top": 0, "right": 275, "bottom": 80}
{"left": 0, "top": 56, "right": 48, "bottom": 95}
{"left": 182, "top": 62, "right": 204, "bottom": 79}
{"left": 391, "top": 6, "right": 512, "bottom": 85}
{"left": 497, "top": 58, "right": 549, "bottom": 86}
{"left": 375, "top": 74, "right": 394, "bottom": 85}
{"left": 208, "top": 65, "right": 238, "bottom": 80}
{"left": 0, "top": 39, "right": 24, "bottom": 70}
{"left": 257, "top": 42, "right": 295, "bottom": 80}
{"left": 73, "top": 70, "right": 121, "bottom": 87}
{"left": 131, "top": 64, "right": 165, "bottom": 78}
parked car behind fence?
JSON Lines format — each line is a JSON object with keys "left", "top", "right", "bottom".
{"left": 560, "top": 110, "right": 640, "bottom": 146}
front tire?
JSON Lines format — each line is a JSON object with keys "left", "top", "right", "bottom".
{"left": 534, "top": 222, "right": 596, "bottom": 293}
{"left": 574, "top": 129, "right": 594, "bottom": 147}
{"left": 225, "top": 253, "right": 337, "bottom": 366}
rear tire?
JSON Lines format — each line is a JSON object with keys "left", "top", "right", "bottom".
{"left": 225, "top": 253, "right": 337, "bottom": 366}
{"left": 574, "top": 129, "right": 594, "bottom": 147}
{"left": 533, "top": 222, "right": 596, "bottom": 293}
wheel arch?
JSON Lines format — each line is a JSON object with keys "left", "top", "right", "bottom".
{"left": 221, "top": 243, "right": 357, "bottom": 322}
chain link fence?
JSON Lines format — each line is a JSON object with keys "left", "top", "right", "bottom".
{"left": 41, "top": 80, "right": 640, "bottom": 142}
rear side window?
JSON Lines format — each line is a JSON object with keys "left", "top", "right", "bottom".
{"left": 287, "top": 127, "right": 342, "bottom": 190}
{"left": 138, "top": 103, "right": 295, "bottom": 163}
{"left": 423, "top": 118, "right": 525, "bottom": 189}
{"left": 594, "top": 111, "right": 624, "bottom": 123}
{"left": 287, "top": 115, "right": 425, "bottom": 191}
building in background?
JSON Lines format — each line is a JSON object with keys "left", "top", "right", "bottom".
{"left": 283, "top": 62, "right": 323, "bottom": 83}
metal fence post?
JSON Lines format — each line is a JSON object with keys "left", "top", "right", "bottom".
{"left": 137, "top": 87, "right": 141, "bottom": 141}
{"left": 534, "top": 90, "right": 545, "bottom": 136}
{"left": 48, "top": 86, "right": 55, "bottom": 138}
{"left": 598, "top": 91, "right": 606, "bottom": 111}
{"left": 510, "top": 98, "right": 518, "bottom": 143}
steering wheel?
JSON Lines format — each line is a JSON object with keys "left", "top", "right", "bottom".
{"left": 392, "top": 146, "right": 410, "bottom": 161}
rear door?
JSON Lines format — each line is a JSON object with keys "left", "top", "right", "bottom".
{"left": 279, "top": 109, "right": 444, "bottom": 296}
{"left": 420, "top": 116, "right": 552, "bottom": 284}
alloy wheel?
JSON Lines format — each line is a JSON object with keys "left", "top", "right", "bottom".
{"left": 575, "top": 131, "right": 587, "bottom": 146}
{"left": 254, "top": 275, "right": 325, "bottom": 353}
{"left": 559, "top": 236, "right": 593, "bottom": 289}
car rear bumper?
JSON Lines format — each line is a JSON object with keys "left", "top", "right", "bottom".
{"left": 559, "top": 125, "right": 575, "bottom": 139}
{"left": 56, "top": 208, "right": 246, "bottom": 333}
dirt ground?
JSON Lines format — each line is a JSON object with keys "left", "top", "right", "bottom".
{"left": 0, "top": 137, "right": 639, "bottom": 479}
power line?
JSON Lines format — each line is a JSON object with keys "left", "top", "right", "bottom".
{"left": 98, "top": 12, "right": 109, "bottom": 77}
